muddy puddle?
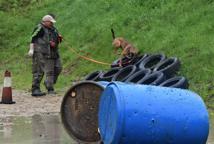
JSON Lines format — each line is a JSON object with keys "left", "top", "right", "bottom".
{"left": 208, "top": 114, "right": 214, "bottom": 144}
{"left": 0, "top": 113, "right": 74, "bottom": 144}
{"left": 0, "top": 113, "right": 213, "bottom": 144}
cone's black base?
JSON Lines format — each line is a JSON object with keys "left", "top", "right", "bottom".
{"left": 0, "top": 101, "right": 16, "bottom": 104}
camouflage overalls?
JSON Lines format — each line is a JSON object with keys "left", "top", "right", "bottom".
{"left": 31, "top": 23, "right": 62, "bottom": 92}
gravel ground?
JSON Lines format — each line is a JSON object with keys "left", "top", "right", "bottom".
{"left": 0, "top": 87, "right": 65, "bottom": 117}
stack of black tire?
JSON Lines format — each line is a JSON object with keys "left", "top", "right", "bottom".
{"left": 84, "top": 53, "right": 189, "bottom": 89}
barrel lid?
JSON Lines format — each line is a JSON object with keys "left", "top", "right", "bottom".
{"left": 61, "top": 81, "right": 104, "bottom": 143}
{"left": 98, "top": 83, "right": 124, "bottom": 144}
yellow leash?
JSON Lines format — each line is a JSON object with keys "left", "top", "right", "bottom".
{"left": 63, "top": 41, "right": 111, "bottom": 66}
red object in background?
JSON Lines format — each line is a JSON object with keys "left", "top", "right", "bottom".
{"left": 0, "top": 70, "right": 15, "bottom": 104}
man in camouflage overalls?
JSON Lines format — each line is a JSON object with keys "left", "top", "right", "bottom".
{"left": 28, "top": 15, "right": 62, "bottom": 96}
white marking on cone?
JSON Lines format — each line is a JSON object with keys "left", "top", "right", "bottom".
{"left": 4, "top": 77, "right": 12, "bottom": 87}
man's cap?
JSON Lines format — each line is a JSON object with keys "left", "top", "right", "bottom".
{"left": 42, "top": 15, "right": 56, "bottom": 23}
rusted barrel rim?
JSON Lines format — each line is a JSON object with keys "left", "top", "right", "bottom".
{"left": 60, "top": 81, "right": 105, "bottom": 143}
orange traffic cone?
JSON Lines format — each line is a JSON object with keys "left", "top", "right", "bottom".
{"left": 0, "top": 70, "right": 15, "bottom": 104}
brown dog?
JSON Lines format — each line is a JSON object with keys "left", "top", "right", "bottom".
{"left": 112, "top": 37, "right": 139, "bottom": 58}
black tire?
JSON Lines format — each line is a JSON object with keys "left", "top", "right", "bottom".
{"left": 111, "top": 54, "right": 142, "bottom": 68}
{"left": 99, "top": 67, "right": 121, "bottom": 81}
{"left": 133, "top": 54, "right": 149, "bottom": 68}
{"left": 121, "top": 57, "right": 134, "bottom": 67}
{"left": 84, "top": 70, "right": 103, "bottom": 81}
{"left": 159, "top": 76, "right": 189, "bottom": 89}
{"left": 125, "top": 69, "right": 151, "bottom": 83}
{"left": 138, "top": 54, "right": 166, "bottom": 70}
{"left": 153, "top": 57, "right": 180, "bottom": 78}
{"left": 111, "top": 57, "right": 133, "bottom": 68}
{"left": 112, "top": 65, "right": 137, "bottom": 82}
{"left": 137, "top": 71, "right": 165, "bottom": 85}
{"left": 111, "top": 58, "right": 121, "bottom": 68}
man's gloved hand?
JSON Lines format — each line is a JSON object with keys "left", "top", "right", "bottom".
{"left": 28, "top": 43, "right": 34, "bottom": 57}
{"left": 58, "top": 34, "right": 63, "bottom": 43}
{"left": 50, "top": 41, "right": 56, "bottom": 48}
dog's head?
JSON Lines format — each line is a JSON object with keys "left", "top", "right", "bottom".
{"left": 112, "top": 37, "right": 124, "bottom": 48}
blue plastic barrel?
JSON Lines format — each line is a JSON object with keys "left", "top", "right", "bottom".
{"left": 98, "top": 81, "right": 110, "bottom": 88}
{"left": 98, "top": 82, "right": 209, "bottom": 144}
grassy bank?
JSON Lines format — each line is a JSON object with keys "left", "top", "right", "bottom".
{"left": 0, "top": 0, "right": 214, "bottom": 107}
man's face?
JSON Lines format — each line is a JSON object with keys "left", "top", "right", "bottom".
{"left": 43, "top": 21, "right": 53, "bottom": 28}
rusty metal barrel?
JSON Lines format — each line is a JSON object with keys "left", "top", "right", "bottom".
{"left": 60, "top": 81, "right": 108, "bottom": 143}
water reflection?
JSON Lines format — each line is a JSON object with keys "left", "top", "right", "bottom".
{"left": 0, "top": 117, "right": 13, "bottom": 143}
{"left": 0, "top": 113, "right": 213, "bottom": 144}
{"left": 207, "top": 115, "right": 214, "bottom": 144}
{"left": 32, "top": 114, "right": 61, "bottom": 144}
{"left": 0, "top": 114, "right": 74, "bottom": 144}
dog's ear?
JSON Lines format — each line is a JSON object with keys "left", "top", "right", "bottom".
{"left": 111, "top": 28, "right": 115, "bottom": 40}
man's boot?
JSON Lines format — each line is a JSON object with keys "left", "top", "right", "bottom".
{"left": 44, "top": 80, "right": 56, "bottom": 95}
{"left": 47, "top": 88, "right": 57, "bottom": 95}
{"left": 32, "top": 89, "right": 46, "bottom": 96}
{"left": 48, "top": 90, "right": 56, "bottom": 95}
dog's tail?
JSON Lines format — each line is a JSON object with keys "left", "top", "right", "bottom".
{"left": 111, "top": 28, "right": 116, "bottom": 40}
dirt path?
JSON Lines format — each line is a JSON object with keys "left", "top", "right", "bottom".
{"left": 0, "top": 87, "right": 65, "bottom": 117}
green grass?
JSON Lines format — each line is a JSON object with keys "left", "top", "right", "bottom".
{"left": 0, "top": 0, "right": 214, "bottom": 107}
